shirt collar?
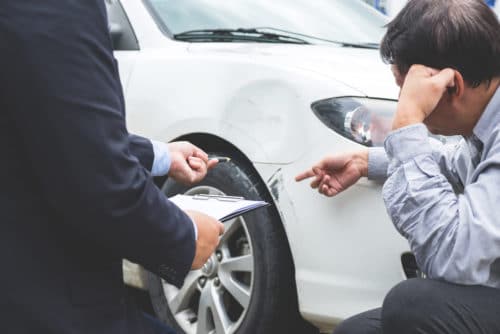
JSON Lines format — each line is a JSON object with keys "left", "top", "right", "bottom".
{"left": 473, "top": 86, "right": 500, "bottom": 144}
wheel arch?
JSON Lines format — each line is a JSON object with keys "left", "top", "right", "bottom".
{"left": 162, "top": 132, "right": 298, "bottom": 280}
{"left": 173, "top": 133, "right": 248, "bottom": 167}
{"left": 149, "top": 132, "right": 317, "bottom": 332}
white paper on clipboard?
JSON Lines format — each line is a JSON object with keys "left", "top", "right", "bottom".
{"left": 169, "top": 194, "right": 269, "bottom": 222}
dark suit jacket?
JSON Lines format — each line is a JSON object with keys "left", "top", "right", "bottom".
{"left": 0, "top": 1, "right": 195, "bottom": 333}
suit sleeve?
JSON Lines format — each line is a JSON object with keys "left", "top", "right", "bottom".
{"left": 128, "top": 134, "right": 154, "bottom": 171}
{"left": 0, "top": 1, "right": 194, "bottom": 287}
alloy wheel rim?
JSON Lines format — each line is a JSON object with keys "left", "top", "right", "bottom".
{"left": 162, "top": 185, "right": 254, "bottom": 334}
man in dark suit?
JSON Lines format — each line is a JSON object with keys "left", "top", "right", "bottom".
{"left": 0, "top": 1, "right": 224, "bottom": 333}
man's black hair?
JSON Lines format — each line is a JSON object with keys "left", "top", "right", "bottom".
{"left": 381, "top": 0, "right": 500, "bottom": 87}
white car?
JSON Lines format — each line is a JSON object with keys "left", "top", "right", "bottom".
{"left": 106, "top": 0, "right": 413, "bottom": 333}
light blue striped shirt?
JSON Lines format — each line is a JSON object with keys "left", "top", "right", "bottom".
{"left": 369, "top": 87, "right": 500, "bottom": 287}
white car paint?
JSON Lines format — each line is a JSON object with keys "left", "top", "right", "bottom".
{"left": 116, "top": 0, "right": 408, "bottom": 332}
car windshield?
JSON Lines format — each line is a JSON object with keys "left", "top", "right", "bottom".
{"left": 146, "top": 0, "right": 388, "bottom": 45}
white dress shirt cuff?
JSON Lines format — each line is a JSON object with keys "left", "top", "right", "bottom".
{"left": 150, "top": 140, "right": 171, "bottom": 176}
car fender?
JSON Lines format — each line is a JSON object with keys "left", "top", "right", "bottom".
{"left": 124, "top": 52, "right": 363, "bottom": 164}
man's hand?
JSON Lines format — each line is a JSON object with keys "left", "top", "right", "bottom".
{"left": 393, "top": 65, "right": 456, "bottom": 130}
{"left": 167, "top": 141, "right": 218, "bottom": 185}
{"left": 295, "top": 150, "right": 368, "bottom": 197}
{"left": 185, "top": 210, "right": 225, "bottom": 270}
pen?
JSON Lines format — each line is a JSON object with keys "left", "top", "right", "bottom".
{"left": 209, "top": 155, "right": 232, "bottom": 163}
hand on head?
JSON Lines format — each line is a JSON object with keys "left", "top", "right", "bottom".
{"left": 167, "top": 141, "right": 218, "bottom": 185}
{"left": 393, "top": 65, "right": 457, "bottom": 130}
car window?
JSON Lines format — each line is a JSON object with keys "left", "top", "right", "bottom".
{"left": 105, "top": 0, "right": 139, "bottom": 51}
{"left": 145, "top": 0, "right": 387, "bottom": 45}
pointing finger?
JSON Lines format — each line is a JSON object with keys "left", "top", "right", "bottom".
{"left": 295, "top": 169, "right": 315, "bottom": 182}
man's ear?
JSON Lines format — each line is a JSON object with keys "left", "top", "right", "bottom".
{"left": 449, "top": 71, "right": 465, "bottom": 98}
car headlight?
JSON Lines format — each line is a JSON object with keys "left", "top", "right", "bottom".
{"left": 311, "top": 97, "right": 396, "bottom": 147}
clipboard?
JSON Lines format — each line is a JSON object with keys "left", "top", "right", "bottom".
{"left": 169, "top": 194, "right": 269, "bottom": 222}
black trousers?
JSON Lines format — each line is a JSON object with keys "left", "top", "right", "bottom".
{"left": 333, "top": 278, "right": 500, "bottom": 334}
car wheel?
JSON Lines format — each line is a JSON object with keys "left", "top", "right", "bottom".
{"left": 147, "top": 155, "right": 317, "bottom": 334}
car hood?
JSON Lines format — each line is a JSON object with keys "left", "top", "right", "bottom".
{"left": 187, "top": 43, "right": 399, "bottom": 100}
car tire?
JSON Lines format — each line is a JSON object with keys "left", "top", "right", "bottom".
{"left": 146, "top": 154, "right": 318, "bottom": 334}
